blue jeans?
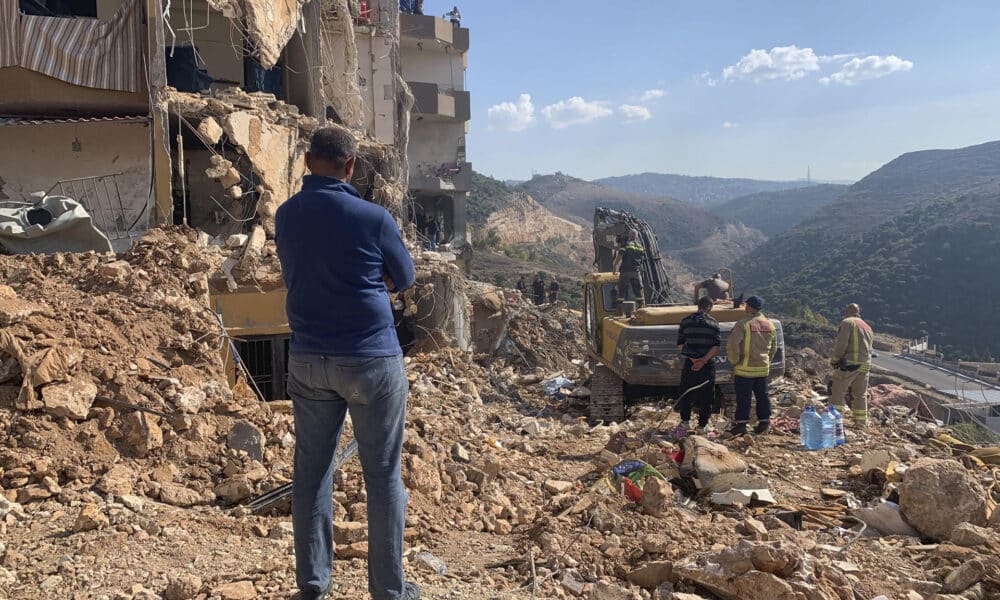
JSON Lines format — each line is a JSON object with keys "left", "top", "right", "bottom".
{"left": 734, "top": 375, "right": 771, "bottom": 424}
{"left": 288, "top": 353, "right": 409, "bottom": 600}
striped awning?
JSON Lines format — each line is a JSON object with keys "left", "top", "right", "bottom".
{"left": 0, "top": 0, "right": 144, "bottom": 93}
{"left": 0, "top": 115, "right": 150, "bottom": 126}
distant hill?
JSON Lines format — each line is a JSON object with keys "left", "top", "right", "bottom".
{"left": 519, "top": 173, "right": 721, "bottom": 251}
{"left": 711, "top": 184, "right": 849, "bottom": 236}
{"left": 518, "top": 173, "right": 768, "bottom": 277}
{"left": 594, "top": 172, "right": 819, "bottom": 206}
{"left": 738, "top": 140, "right": 1000, "bottom": 358}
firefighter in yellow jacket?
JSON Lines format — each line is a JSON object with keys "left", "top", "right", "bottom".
{"left": 830, "top": 303, "right": 874, "bottom": 426}
{"left": 725, "top": 295, "right": 777, "bottom": 436}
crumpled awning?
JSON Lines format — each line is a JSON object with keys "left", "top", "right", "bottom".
{"left": 0, "top": 195, "right": 114, "bottom": 254}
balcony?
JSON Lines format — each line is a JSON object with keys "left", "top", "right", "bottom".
{"left": 400, "top": 13, "right": 469, "bottom": 52}
{"left": 409, "top": 82, "right": 470, "bottom": 122}
{"left": 410, "top": 162, "right": 472, "bottom": 193}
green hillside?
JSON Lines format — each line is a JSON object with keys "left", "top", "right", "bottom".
{"left": 711, "top": 184, "right": 848, "bottom": 236}
{"left": 745, "top": 194, "right": 1000, "bottom": 359}
{"left": 467, "top": 172, "right": 527, "bottom": 225}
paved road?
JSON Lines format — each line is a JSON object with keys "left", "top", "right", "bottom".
{"left": 872, "top": 354, "right": 1000, "bottom": 404}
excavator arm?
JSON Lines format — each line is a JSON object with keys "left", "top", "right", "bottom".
{"left": 592, "top": 207, "right": 672, "bottom": 305}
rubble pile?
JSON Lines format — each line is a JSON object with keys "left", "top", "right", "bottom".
{"left": 0, "top": 229, "right": 301, "bottom": 516}
{"left": 1, "top": 231, "right": 1000, "bottom": 599}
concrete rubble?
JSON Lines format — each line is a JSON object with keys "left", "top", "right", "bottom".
{"left": 0, "top": 229, "right": 998, "bottom": 598}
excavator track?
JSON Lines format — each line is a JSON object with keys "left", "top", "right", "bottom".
{"left": 589, "top": 363, "right": 625, "bottom": 423}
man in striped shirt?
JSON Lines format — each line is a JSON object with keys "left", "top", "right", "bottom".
{"left": 675, "top": 296, "right": 721, "bottom": 435}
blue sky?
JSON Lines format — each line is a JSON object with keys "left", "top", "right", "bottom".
{"left": 441, "top": 0, "right": 1000, "bottom": 182}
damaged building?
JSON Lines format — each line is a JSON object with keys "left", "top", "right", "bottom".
{"left": 399, "top": 9, "right": 471, "bottom": 261}
{"left": 0, "top": 0, "right": 475, "bottom": 399}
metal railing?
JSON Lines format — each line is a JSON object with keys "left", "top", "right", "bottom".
{"left": 46, "top": 173, "right": 140, "bottom": 242}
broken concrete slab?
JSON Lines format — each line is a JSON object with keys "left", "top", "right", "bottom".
{"left": 40, "top": 376, "right": 97, "bottom": 420}
{"left": 243, "top": 0, "right": 309, "bottom": 69}
{"left": 679, "top": 436, "right": 748, "bottom": 492}
{"left": 950, "top": 523, "right": 992, "bottom": 547}
{"left": 943, "top": 559, "right": 986, "bottom": 594}
{"left": 227, "top": 420, "right": 265, "bottom": 462}
{"left": 197, "top": 117, "right": 224, "bottom": 145}
{"left": 898, "top": 458, "right": 992, "bottom": 540}
{"left": 0, "top": 285, "right": 45, "bottom": 326}
{"left": 626, "top": 561, "right": 674, "bottom": 589}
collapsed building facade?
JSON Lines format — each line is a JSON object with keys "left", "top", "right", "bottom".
{"left": 0, "top": 0, "right": 474, "bottom": 399}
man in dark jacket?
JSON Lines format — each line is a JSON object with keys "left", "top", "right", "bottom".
{"left": 676, "top": 296, "right": 721, "bottom": 435}
{"left": 515, "top": 275, "right": 527, "bottom": 295}
{"left": 531, "top": 273, "right": 546, "bottom": 305}
{"left": 548, "top": 276, "right": 560, "bottom": 303}
{"left": 275, "top": 127, "right": 420, "bottom": 600}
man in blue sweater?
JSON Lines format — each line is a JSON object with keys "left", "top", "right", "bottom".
{"left": 275, "top": 127, "right": 418, "bottom": 600}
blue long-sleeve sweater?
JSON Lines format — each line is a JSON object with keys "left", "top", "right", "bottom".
{"left": 275, "top": 175, "right": 416, "bottom": 357}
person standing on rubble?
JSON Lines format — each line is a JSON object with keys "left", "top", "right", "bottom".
{"left": 829, "top": 303, "right": 874, "bottom": 427}
{"left": 516, "top": 275, "right": 527, "bottom": 295}
{"left": 725, "top": 295, "right": 777, "bottom": 436}
{"left": 532, "top": 273, "right": 546, "bottom": 305}
{"left": 425, "top": 216, "right": 439, "bottom": 251}
{"left": 275, "top": 127, "right": 420, "bottom": 600}
{"left": 676, "top": 296, "right": 721, "bottom": 435}
{"left": 548, "top": 276, "right": 560, "bottom": 304}
{"left": 613, "top": 230, "right": 645, "bottom": 303}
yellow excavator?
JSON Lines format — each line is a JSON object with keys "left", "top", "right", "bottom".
{"left": 583, "top": 208, "right": 785, "bottom": 422}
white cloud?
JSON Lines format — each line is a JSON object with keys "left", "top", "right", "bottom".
{"left": 487, "top": 93, "right": 535, "bottom": 132}
{"left": 542, "top": 97, "right": 613, "bottom": 129}
{"left": 700, "top": 72, "right": 718, "bottom": 87}
{"left": 639, "top": 89, "right": 667, "bottom": 102}
{"left": 722, "top": 121, "right": 738, "bottom": 128}
{"left": 722, "top": 45, "right": 821, "bottom": 82}
{"left": 819, "top": 55, "right": 913, "bottom": 86}
{"left": 619, "top": 104, "right": 652, "bottom": 123}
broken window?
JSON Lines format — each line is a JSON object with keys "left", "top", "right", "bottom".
{"left": 236, "top": 335, "right": 290, "bottom": 401}
{"left": 19, "top": 0, "right": 97, "bottom": 18}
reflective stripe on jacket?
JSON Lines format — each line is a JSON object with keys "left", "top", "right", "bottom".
{"left": 833, "top": 316, "right": 874, "bottom": 373}
{"left": 726, "top": 313, "right": 777, "bottom": 377}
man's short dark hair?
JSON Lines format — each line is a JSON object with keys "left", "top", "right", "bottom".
{"left": 697, "top": 296, "right": 714, "bottom": 311}
{"left": 309, "top": 127, "right": 358, "bottom": 166}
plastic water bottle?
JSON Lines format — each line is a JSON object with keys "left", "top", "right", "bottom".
{"left": 800, "top": 406, "right": 822, "bottom": 449}
{"left": 820, "top": 410, "right": 836, "bottom": 449}
{"left": 828, "top": 405, "right": 845, "bottom": 446}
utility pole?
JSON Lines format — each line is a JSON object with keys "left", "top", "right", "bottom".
{"left": 807, "top": 166, "right": 811, "bottom": 185}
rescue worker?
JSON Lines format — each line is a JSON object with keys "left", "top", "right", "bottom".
{"left": 424, "top": 217, "right": 439, "bottom": 251}
{"left": 613, "top": 230, "right": 645, "bottom": 303}
{"left": 676, "top": 296, "right": 721, "bottom": 435}
{"left": 829, "top": 303, "right": 874, "bottom": 426}
{"left": 694, "top": 273, "right": 730, "bottom": 303}
{"left": 515, "top": 275, "right": 527, "bottom": 295}
{"left": 725, "top": 295, "right": 777, "bottom": 436}
{"left": 531, "top": 273, "right": 546, "bottom": 306}
{"left": 548, "top": 276, "right": 560, "bottom": 304}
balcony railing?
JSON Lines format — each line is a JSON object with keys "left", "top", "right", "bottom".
{"left": 408, "top": 82, "right": 470, "bottom": 122}
{"left": 400, "top": 13, "right": 469, "bottom": 51}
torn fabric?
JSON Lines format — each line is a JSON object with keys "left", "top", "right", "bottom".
{"left": 14, "top": 0, "right": 144, "bottom": 92}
